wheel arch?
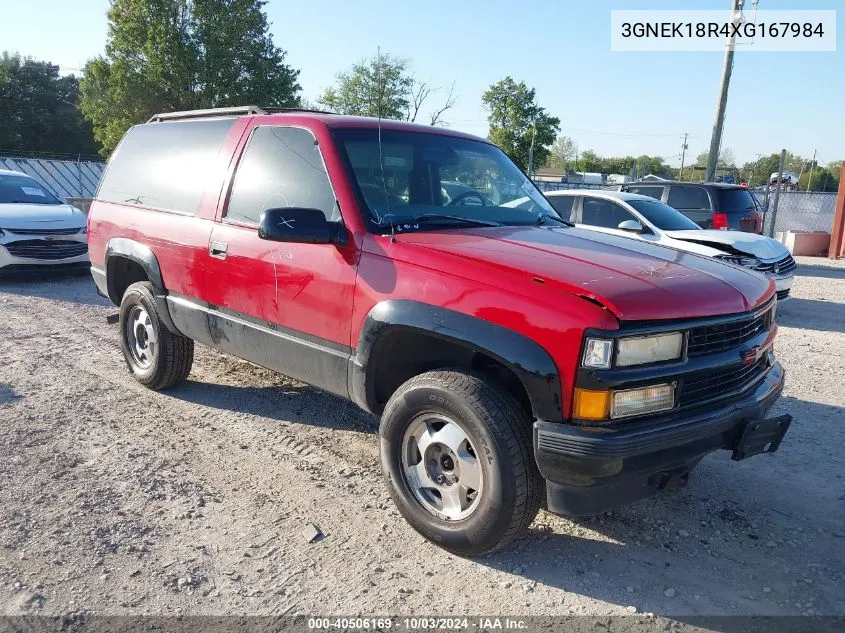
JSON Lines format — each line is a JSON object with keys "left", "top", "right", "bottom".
{"left": 349, "top": 300, "right": 563, "bottom": 422}
{"left": 105, "top": 238, "right": 179, "bottom": 334}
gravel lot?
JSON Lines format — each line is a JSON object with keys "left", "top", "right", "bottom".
{"left": 1, "top": 256, "right": 844, "bottom": 621}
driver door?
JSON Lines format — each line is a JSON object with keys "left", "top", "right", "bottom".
{"left": 204, "top": 124, "right": 358, "bottom": 397}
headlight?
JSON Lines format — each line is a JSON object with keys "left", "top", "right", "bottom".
{"left": 616, "top": 332, "right": 684, "bottom": 367}
{"left": 739, "top": 256, "right": 761, "bottom": 268}
{"left": 717, "top": 254, "right": 761, "bottom": 268}
{"left": 582, "top": 338, "right": 613, "bottom": 369}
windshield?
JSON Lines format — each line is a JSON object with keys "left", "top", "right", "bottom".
{"left": 0, "top": 174, "right": 62, "bottom": 205}
{"left": 628, "top": 199, "right": 701, "bottom": 231}
{"left": 333, "top": 128, "right": 562, "bottom": 230}
{"left": 717, "top": 188, "right": 758, "bottom": 214}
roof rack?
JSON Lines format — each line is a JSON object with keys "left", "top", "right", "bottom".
{"left": 147, "top": 105, "right": 337, "bottom": 123}
{"left": 147, "top": 105, "right": 267, "bottom": 123}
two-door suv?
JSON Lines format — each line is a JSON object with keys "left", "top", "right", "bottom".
{"left": 88, "top": 106, "right": 791, "bottom": 555}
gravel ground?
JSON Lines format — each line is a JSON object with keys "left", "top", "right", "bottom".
{"left": 1, "top": 256, "right": 844, "bottom": 621}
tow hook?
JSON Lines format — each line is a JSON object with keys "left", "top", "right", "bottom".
{"left": 652, "top": 469, "right": 691, "bottom": 491}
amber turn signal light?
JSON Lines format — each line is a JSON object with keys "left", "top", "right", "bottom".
{"left": 573, "top": 388, "right": 610, "bottom": 421}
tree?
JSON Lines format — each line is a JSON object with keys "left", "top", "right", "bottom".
{"left": 578, "top": 149, "right": 602, "bottom": 173}
{"left": 799, "top": 166, "right": 839, "bottom": 192}
{"left": 80, "top": 0, "right": 301, "bottom": 155}
{"left": 318, "top": 54, "right": 457, "bottom": 124}
{"left": 545, "top": 135, "right": 575, "bottom": 169}
{"left": 482, "top": 77, "right": 559, "bottom": 171}
{"left": 0, "top": 52, "right": 99, "bottom": 156}
{"left": 694, "top": 147, "right": 735, "bottom": 167}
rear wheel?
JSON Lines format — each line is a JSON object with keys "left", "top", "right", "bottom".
{"left": 379, "top": 370, "right": 542, "bottom": 556}
{"left": 119, "top": 281, "right": 193, "bottom": 390}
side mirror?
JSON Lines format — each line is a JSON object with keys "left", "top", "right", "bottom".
{"left": 618, "top": 219, "right": 644, "bottom": 233}
{"left": 258, "top": 208, "right": 346, "bottom": 245}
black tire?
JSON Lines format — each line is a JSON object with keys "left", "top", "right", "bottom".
{"left": 379, "top": 370, "right": 542, "bottom": 556}
{"left": 118, "top": 281, "right": 193, "bottom": 390}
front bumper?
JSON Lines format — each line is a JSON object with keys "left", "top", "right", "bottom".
{"left": 534, "top": 361, "right": 788, "bottom": 516}
{"left": 768, "top": 272, "right": 794, "bottom": 299}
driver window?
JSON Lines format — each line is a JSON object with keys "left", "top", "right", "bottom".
{"left": 581, "top": 198, "right": 635, "bottom": 229}
{"left": 226, "top": 126, "right": 340, "bottom": 225}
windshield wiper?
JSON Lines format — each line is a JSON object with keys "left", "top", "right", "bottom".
{"left": 377, "top": 214, "right": 501, "bottom": 230}
{"left": 536, "top": 214, "right": 573, "bottom": 227}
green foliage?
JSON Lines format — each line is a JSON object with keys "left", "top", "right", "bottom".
{"left": 0, "top": 52, "right": 99, "bottom": 156}
{"left": 80, "top": 0, "right": 301, "bottom": 155}
{"left": 551, "top": 149, "right": 671, "bottom": 179}
{"left": 693, "top": 147, "right": 736, "bottom": 168}
{"left": 799, "top": 167, "right": 839, "bottom": 192}
{"left": 545, "top": 135, "right": 575, "bottom": 169}
{"left": 482, "top": 77, "right": 559, "bottom": 171}
{"left": 319, "top": 54, "right": 411, "bottom": 120}
{"left": 318, "top": 54, "right": 457, "bottom": 125}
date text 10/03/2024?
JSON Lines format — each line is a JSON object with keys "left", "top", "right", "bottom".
{"left": 307, "top": 617, "right": 529, "bottom": 630}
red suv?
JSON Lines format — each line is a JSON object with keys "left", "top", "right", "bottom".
{"left": 88, "top": 107, "right": 790, "bottom": 555}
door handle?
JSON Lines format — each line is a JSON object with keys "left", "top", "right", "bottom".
{"left": 209, "top": 241, "right": 228, "bottom": 259}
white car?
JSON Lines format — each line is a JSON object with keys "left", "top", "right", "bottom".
{"left": 0, "top": 169, "right": 89, "bottom": 274}
{"left": 507, "top": 189, "right": 795, "bottom": 299}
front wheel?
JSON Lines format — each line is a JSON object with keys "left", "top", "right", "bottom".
{"left": 379, "top": 370, "right": 542, "bottom": 556}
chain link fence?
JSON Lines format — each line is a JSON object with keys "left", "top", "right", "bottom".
{"left": 753, "top": 189, "right": 838, "bottom": 236}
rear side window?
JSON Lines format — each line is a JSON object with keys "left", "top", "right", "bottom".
{"left": 97, "top": 119, "right": 235, "bottom": 214}
{"left": 716, "top": 188, "right": 758, "bottom": 214}
{"left": 667, "top": 186, "right": 711, "bottom": 210}
{"left": 225, "top": 126, "right": 339, "bottom": 225}
{"left": 625, "top": 186, "right": 663, "bottom": 200}
{"left": 547, "top": 196, "right": 575, "bottom": 221}
{"left": 581, "top": 197, "right": 635, "bottom": 229}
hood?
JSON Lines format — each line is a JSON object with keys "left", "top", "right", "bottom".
{"left": 0, "top": 202, "right": 85, "bottom": 228}
{"left": 664, "top": 229, "right": 788, "bottom": 261}
{"left": 390, "top": 226, "right": 773, "bottom": 322}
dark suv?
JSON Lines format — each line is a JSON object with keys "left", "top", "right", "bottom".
{"left": 87, "top": 107, "right": 790, "bottom": 555}
{"left": 619, "top": 181, "right": 764, "bottom": 233}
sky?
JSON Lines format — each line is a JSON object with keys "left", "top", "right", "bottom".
{"left": 2, "top": 0, "right": 842, "bottom": 167}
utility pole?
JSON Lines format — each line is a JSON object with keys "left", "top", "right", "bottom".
{"left": 807, "top": 148, "right": 817, "bottom": 191}
{"left": 753, "top": 152, "right": 763, "bottom": 185}
{"left": 679, "top": 133, "right": 689, "bottom": 181}
{"left": 769, "top": 149, "right": 786, "bottom": 237}
{"left": 706, "top": 0, "right": 744, "bottom": 182}
{"left": 527, "top": 117, "right": 537, "bottom": 177}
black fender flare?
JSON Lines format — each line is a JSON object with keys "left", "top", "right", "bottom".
{"left": 348, "top": 299, "right": 563, "bottom": 421}
{"left": 104, "top": 238, "right": 179, "bottom": 334}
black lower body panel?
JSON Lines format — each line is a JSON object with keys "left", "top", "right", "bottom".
{"left": 534, "top": 362, "right": 788, "bottom": 516}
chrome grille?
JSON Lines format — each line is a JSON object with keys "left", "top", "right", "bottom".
{"left": 755, "top": 253, "right": 796, "bottom": 275}
{"left": 5, "top": 239, "right": 88, "bottom": 260}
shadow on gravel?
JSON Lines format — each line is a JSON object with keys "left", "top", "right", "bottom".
{"left": 0, "top": 383, "right": 22, "bottom": 404}
{"left": 476, "top": 395, "right": 845, "bottom": 619}
{"left": 776, "top": 297, "right": 845, "bottom": 333}
{"left": 0, "top": 270, "right": 109, "bottom": 307}
{"left": 795, "top": 264, "right": 845, "bottom": 280}
{"left": 166, "top": 380, "right": 378, "bottom": 433}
